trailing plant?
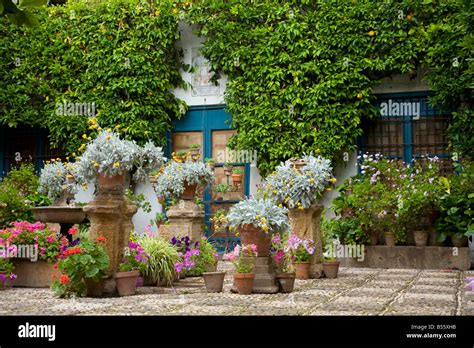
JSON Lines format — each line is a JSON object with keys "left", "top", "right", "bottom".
{"left": 135, "top": 233, "right": 179, "bottom": 286}
{"left": 1, "top": 0, "right": 186, "bottom": 155}
{"left": 263, "top": 154, "right": 335, "bottom": 209}
{"left": 226, "top": 197, "right": 290, "bottom": 233}
{"left": 154, "top": 160, "right": 213, "bottom": 200}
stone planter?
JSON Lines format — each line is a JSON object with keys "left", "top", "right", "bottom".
{"left": 181, "top": 182, "right": 197, "bottom": 200}
{"left": 322, "top": 261, "right": 340, "bottom": 279}
{"left": 288, "top": 204, "right": 324, "bottom": 278}
{"left": 85, "top": 277, "right": 106, "bottom": 297}
{"left": 238, "top": 224, "right": 271, "bottom": 257}
{"left": 384, "top": 232, "right": 395, "bottom": 247}
{"left": 203, "top": 271, "right": 226, "bottom": 293}
{"left": 114, "top": 270, "right": 139, "bottom": 296}
{"left": 11, "top": 259, "right": 57, "bottom": 288}
{"left": 451, "top": 235, "right": 468, "bottom": 248}
{"left": 234, "top": 273, "right": 254, "bottom": 295}
{"left": 293, "top": 261, "right": 310, "bottom": 280}
{"left": 413, "top": 230, "right": 429, "bottom": 247}
{"left": 275, "top": 273, "right": 296, "bottom": 293}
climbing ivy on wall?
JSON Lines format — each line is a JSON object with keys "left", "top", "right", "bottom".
{"left": 188, "top": 0, "right": 471, "bottom": 175}
{"left": 0, "top": 0, "right": 186, "bottom": 154}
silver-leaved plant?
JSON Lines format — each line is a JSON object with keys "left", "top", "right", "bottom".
{"left": 226, "top": 197, "right": 290, "bottom": 234}
{"left": 154, "top": 160, "right": 214, "bottom": 199}
{"left": 264, "top": 154, "right": 334, "bottom": 209}
{"left": 38, "top": 161, "right": 78, "bottom": 200}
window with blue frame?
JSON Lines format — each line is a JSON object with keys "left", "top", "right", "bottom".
{"left": 359, "top": 92, "right": 452, "bottom": 173}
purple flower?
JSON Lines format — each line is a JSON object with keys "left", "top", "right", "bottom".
{"left": 0, "top": 274, "right": 6, "bottom": 281}
{"left": 174, "top": 262, "right": 183, "bottom": 273}
{"left": 171, "top": 237, "right": 177, "bottom": 245}
{"left": 10, "top": 274, "right": 17, "bottom": 280}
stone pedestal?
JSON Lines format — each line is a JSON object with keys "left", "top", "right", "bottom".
{"left": 231, "top": 256, "right": 278, "bottom": 294}
{"left": 158, "top": 199, "right": 204, "bottom": 242}
{"left": 83, "top": 177, "right": 137, "bottom": 295}
{"left": 288, "top": 204, "right": 324, "bottom": 278}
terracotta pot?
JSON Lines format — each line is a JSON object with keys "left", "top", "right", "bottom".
{"left": 11, "top": 259, "right": 58, "bottom": 288}
{"left": 293, "top": 261, "right": 311, "bottom": 280}
{"left": 238, "top": 224, "right": 271, "bottom": 257}
{"left": 174, "top": 155, "right": 186, "bottom": 162}
{"left": 231, "top": 173, "right": 243, "bottom": 184}
{"left": 276, "top": 273, "right": 296, "bottom": 293}
{"left": 451, "top": 235, "right": 468, "bottom": 248}
{"left": 413, "top": 230, "right": 429, "bottom": 247}
{"left": 84, "top": 277, "right": 105, "bottom": 297}
{"left": 203, "top": 271, "right": 226, "bottom": 293}
{"left": 206, "top": 162, "right": 215, "bottom": 169}
{"left": 97, "top": 173, "right": 126, "bottom": 190}
{"left": 384, "top": 232, "right": 395, "bottom": 247}
{"left": 234, "top": 273, "right": 254, "bottom": 295}
{"left": 114, "top": 270, "right": 139, "bottom": 296}
{"left": 181, "top": 181, "right": 197, "bottom": 200}
{"left": 323, "top": 261, "right": 340, "bottom": 279}
{"left": 188, "top": 148, "right": 200, "bottom": 157}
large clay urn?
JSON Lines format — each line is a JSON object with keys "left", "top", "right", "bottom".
{"left": 97, "top": 173, "right": 126, "bottom": 191}
{"left": 238, "top": 224, "right": 272, "bottom": 257}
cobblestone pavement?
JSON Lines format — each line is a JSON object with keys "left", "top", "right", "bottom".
{"left": 1, "top": 264, "right": 473, "bottom": 316}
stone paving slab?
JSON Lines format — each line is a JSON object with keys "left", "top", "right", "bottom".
{"left": 0, "top": 266, "right": 472, "bottom": 316}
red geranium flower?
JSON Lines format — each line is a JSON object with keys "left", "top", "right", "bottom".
{"left": 96, "top": 236, "right": 107, "bottom": 242}
{"left": 53, "top": 262, "right": 58, "bottom": 269}
{"left": 60, "top": 274, "right": 70, "bottom": 285}
{"left": 68, "top": 227, "right": 78, "bottom": 235}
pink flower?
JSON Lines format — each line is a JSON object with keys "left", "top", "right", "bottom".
{"left": 46, "top": 235, "right": 56, "bottom": 243}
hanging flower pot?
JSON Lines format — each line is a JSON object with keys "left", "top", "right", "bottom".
{"left": 233, "top": 273, "right": 255, "bottom": 295}
{"left": 114, "top": 270, "right": 139, "bottom": 296}
{"left": 276, "top": 272, "right": 296, "bottom": 293}
{"left": 203, "top": 271, "right": 226, "bottom": 293}
{"left": 238, "top": 224, "right": 272, "bottom": 257}
{"left": 293, "top": 261, "right": 311, "bottom": 280}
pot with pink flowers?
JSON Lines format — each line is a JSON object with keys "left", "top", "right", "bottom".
{"left": 223, "top": 244, "right": 257, "bottom": 295}
{"left": 0, "top": 258, "right": 17, "bottom": 290}
{"left": 270, "top": 233, "right": 296, "bottom": 293}
{"left": 286, "top": 235, "right": 315, "bottom": 280}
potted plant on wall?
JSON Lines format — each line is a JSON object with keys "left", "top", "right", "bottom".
{"left": 223, "top": 244, "right": 258, "bottom": 295}
{"left": 205, "top": 158, "right": 216, "bottom": 169}
{"left": 223, "top": 162, "right": 233, "bottom": 176}
{"left": 52, "top": 236, "right": 109, "bottom": 298}
{"left": 114, "top": 240, "right": 148, "bottom": 297}
{"left": 155, "top": 160, "right": 214, "bottom": 201}
{"left": 231, "top": 167, "right": 244, "bottom": 184}
{"left": 270, "top": 233, "right": 296, "bottom": 293}
{"left": 188, "top": 144, "right": 201, "bottom": 159}
{"left": 226, "top": 198, "right": 290, "bottom": 257}
{"left": 213, "top": 183, "right": 232, "bottom": 201}
{"left": 286, "top": 234, "right": 315, "bottom": 280}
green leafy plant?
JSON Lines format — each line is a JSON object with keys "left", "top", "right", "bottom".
{"left": 188, "top": 143, "right": 200, "bottom": 149}
{"left": 205, "top": 158, "right": 216, "bottom": 163}
{"left": 52, "top": 237, "right": 109, "bottom": 298}
{"left": 232, "top": 167, "right": 243, "bottom": 175}
{"left": 223, "top": 244, "right": 257, "bottom": 274}
{"left": 213, "top": 183, "right": 231, "bottom": 193}
{"left": 1, "top": 0, "right": 186, "bottom": 155}
{"left": 119, "top": 239, "right": 149, "bottom": 274}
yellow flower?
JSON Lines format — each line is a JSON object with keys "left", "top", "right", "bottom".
{"left": 309, "top": 178, "right": 315, "bottom": 183}
{"left": 106, "top": 135, "right": 111, "bottom": 140}
{"left": 94, "top": 163, "right": 99, "bottom": 168}
{"left": 107, "top": 129, "right": 112, "bottom": 133}
{"left": 98, "top": 127, "right": 103, "bottom": 131}
{"left": 298, "top": 206, "right": 304, "bottom": 210}
{"left": 326, "top": 187, "right": 332, "bottom": 191}
{"left": 330, "top": 177, "right": 337, "bottom": 184}
{"left": 255, "top": 214, "right": 260, "bottom": 219}
{"left": 82, "top": 134, "right": 87, "bottom": 139}
{"left": 261, "top": 218, "right": 267, "bottom": 223}
{"left": 113, "top": 162, "right": 120, "bottom": 167}
{"left": 262, "top": 224, "right": 269, "bottom": 232}
{"left": 278, "top": 204, "right": 283, "bottom": 208}
{"left": 272, "top": 189, "right": 277, "bottom": 194}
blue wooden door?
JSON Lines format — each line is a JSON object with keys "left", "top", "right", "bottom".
{"left": 169, "top": 105, "right": 250, "bottom": 251}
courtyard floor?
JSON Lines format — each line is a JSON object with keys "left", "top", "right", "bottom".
{"left": 1, "top": 264, "right": 473, "bottom": 316}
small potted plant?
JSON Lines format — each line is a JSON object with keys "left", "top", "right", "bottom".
{"left": 154, "top": 212, "right": 167, "bottom": 229}
{"left": 0, "top": 258, "right": 16, "bottom": 290}
{"left": 226, "top": 198, "right": 290, "bottom": 257}
{"left": 270, "top": 233, "right": 296, "bottom": 293}
{"left": 210, "top": 209, "right": 228, "bottom": 234}
{"left": 172, "top": 151, "right": 188, "bottom": 163}
{"left": 52, "top": 236, "right": 109, "bottom": 298}
{"left": 223, "top": 162, "right": 233, "bottom": 176}
{"left": 205, "top": 158, "right": 216, "bottom": 169}
{"left": 200, "top": 239, "right": 226, "bottom": 292}
{"left": 114, "top": 240, "right": 148, "bottom": 297}
{"left": 223, "top": 244, "right": 257, "bottom": 295}
{"left": 231, "top": 167, "right": 244, "bottom": 184}
{"left": 155, "top": 161, "right": 214, "bottom": 201}
{"left": 188, "top": 144, "right": 201, "bottom": 158}
{"left": 213, "top": 183, "right": 232, "bottom": 201}
{"left": 322, "top": 256, "right": 340, "bottom": 279}
{"left": 286, "top": 234, "right": 315, "bottom": 279}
